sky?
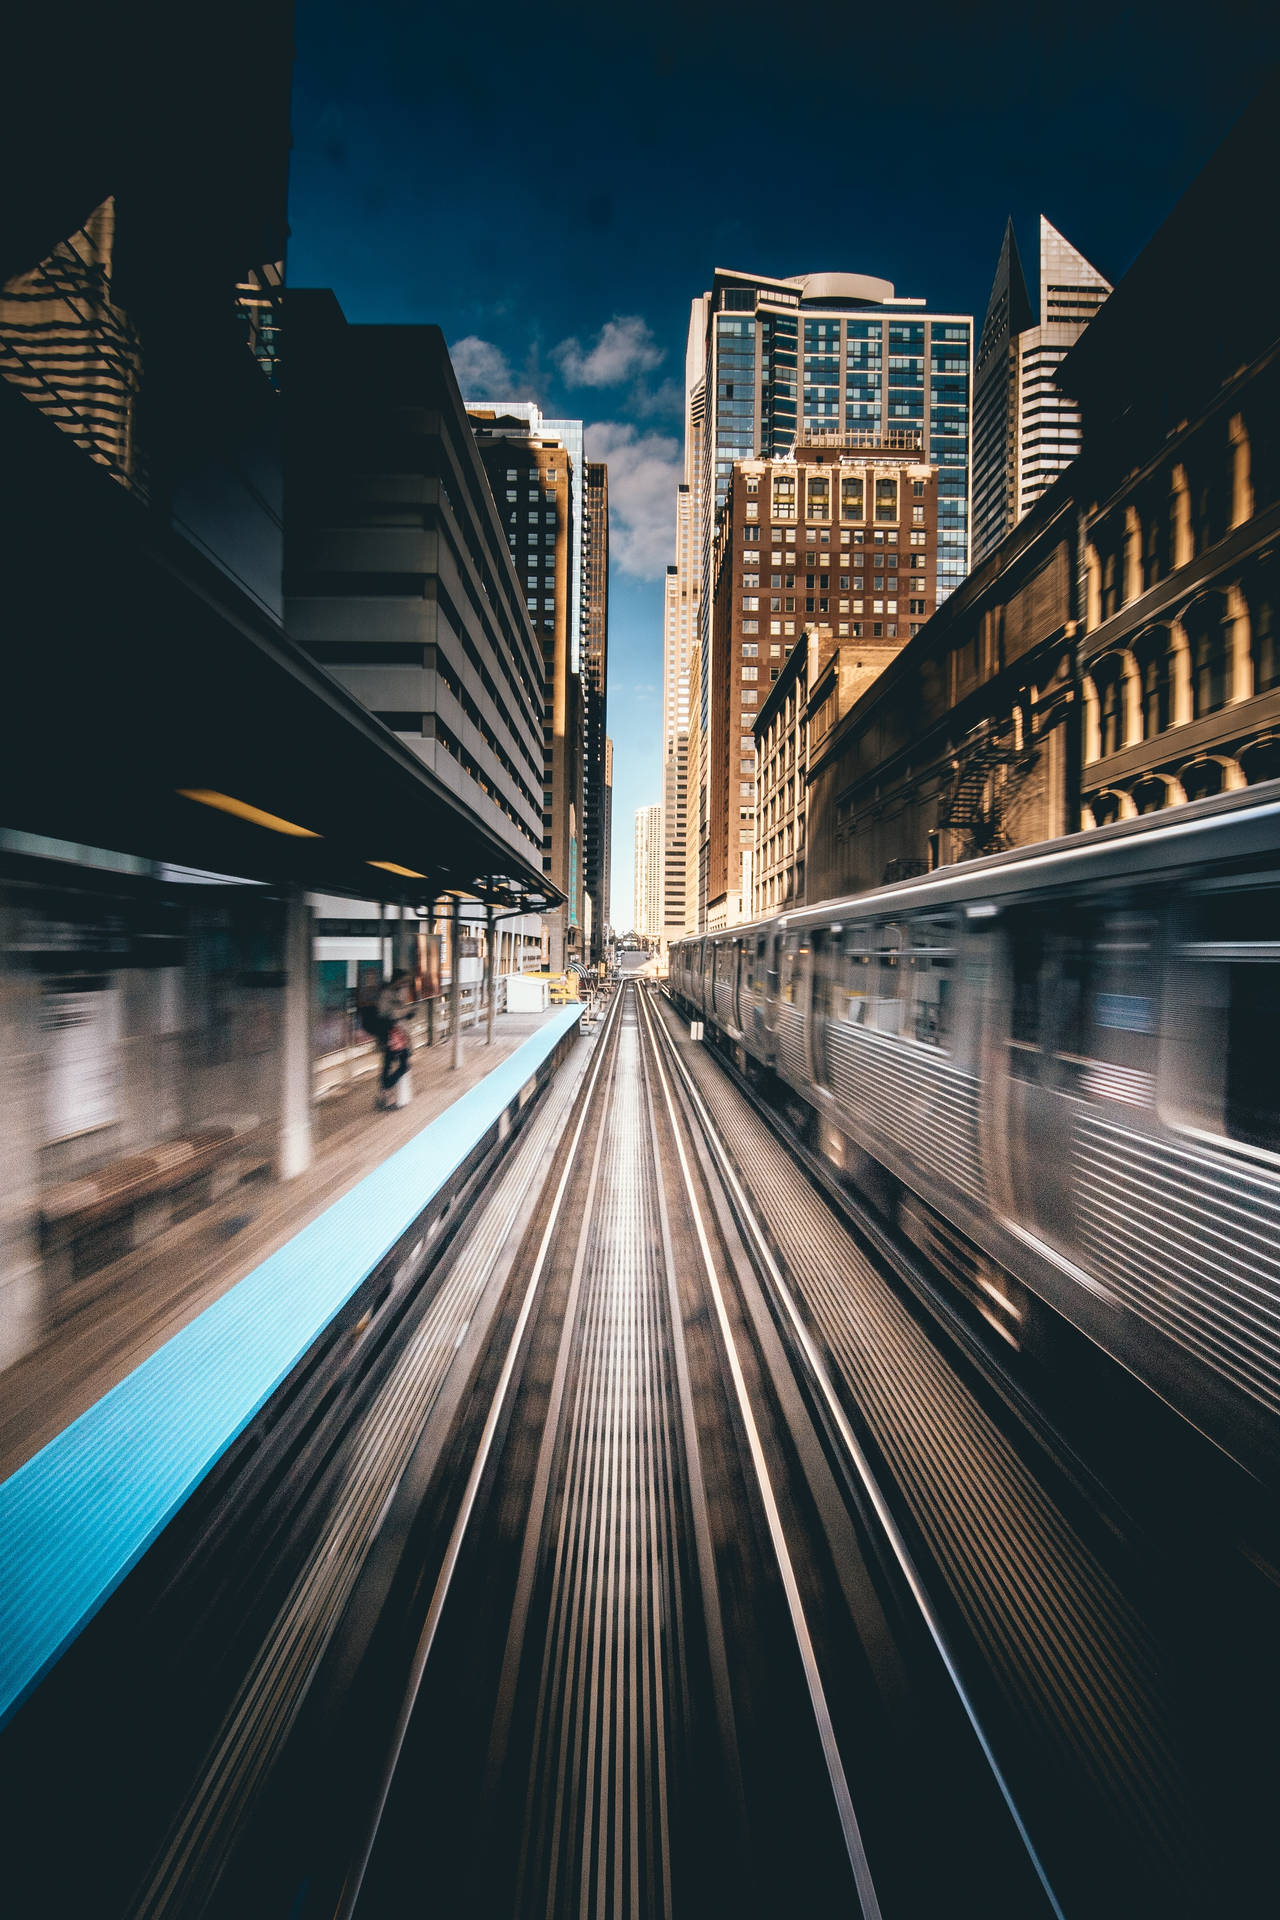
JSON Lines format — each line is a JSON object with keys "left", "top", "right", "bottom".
{"left": 287, "top": 0, "right": 1278, "bottom": 930}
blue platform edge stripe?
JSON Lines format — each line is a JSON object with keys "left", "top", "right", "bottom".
{"left": 0, "top": 1004, "right": 583, "bottom": 1729}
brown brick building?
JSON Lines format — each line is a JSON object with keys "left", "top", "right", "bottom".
{"left": 706, "top": 434, "right": 938, "bottom": 924}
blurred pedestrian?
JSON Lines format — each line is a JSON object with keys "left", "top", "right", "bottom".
{"left": 376, "top": 971, "right": 413, "bottom": 1110}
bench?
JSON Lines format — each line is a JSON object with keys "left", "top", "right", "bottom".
{"left": 40, "top": 1118, "right": 266, "bottom": 1304}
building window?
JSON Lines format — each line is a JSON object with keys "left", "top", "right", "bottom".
{"left": 1246, "top": 562, "right": 1279, "bottom": 694}
{"left": 742, "top": 619, "right": 759, "bottom": 633}
{"left": 742, "top": 596, "right": 759, "bottom": 610}
{"left": 875, "top": 478, "right": 898, "bottom": 522}
{"left": 1134, "top": 627, "right": 1173, "bottom": 738}
{"left": 1185, "top": 592, "right": 1233, "bottom": 717}
{"left": 806, "top": 476, "right": 830, "bottom": 521}
{"left": 1092, "top": 655, "right": 1127, "bottom": 757}
{"left": 1142, "top": 491, "right": 1171, "bottom": 589}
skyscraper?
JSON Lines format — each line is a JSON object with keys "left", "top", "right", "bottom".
{"left": 633, "top": 804, "right": 662, "bottom": 939}
{"left": 678, "top": 266, "right": 971, "bottom": 930}
{"left": 661, "top": 482, "right": 695, "bottom": 948}
{"left": 602, "top": 735, "right": 613, "bottom": 939}
{"left": 469, "top": 403, "right": 584, "bottom": 969}
{"left": 582, "top": 460, "right": 610, "bottom": 962}
{"left": 972, "top": 216, "right": 1111, "bottom": 566}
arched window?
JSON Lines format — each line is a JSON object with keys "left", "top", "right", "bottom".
{"left": 1189, "top": 436, "right": 1231, "bottom": 555}
{"left": 1181, "top": 758, "right": 1226, "bottom": 803}
{"left": 1239, "top": 736, "right": 1280, "bottom": 786}
{"left": 1133, "top": 627, "right": 1173, "bottom": 739}
{"left": 1090, "top": 790, "right": 1123, "bottom": 827}
{"left": 1092, "top": 654, "right": 1125, "bottom": 757}
{"left": 1184, "top": 592, "right": 1233, "bottom": 718}
{"left": 1141, "top": 485, "right": 1171, "bottom": 590}
{"left": 1245, "top": 561, "right": 1278, "bottom": 695}
{"left": 1100, "top": 540, "right": 1124, "bottom": 620}
{"left": 1132, "top": 775, "right": 1173, "bottom": 816}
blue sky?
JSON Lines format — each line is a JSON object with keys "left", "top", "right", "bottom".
{"left": 287, "top": 1, "right": 1277, "bottom": 927}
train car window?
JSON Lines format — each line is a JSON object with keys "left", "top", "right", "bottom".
{"left": 908, "top": 914, "right": 957, "bottom": 1047}
{"left": 871, "top": 923, "right": 904, "bottom": 1034}
{"left": 1007, "top": 909, "right": 1090, "bottom": 1075}
{"left": 1169, "top": 884, "right": 1280, "bottom": 1153}
{"left": 747, "top": 935, "right": 766, "bottom": 993}
{"left": 1085, "top": 913, "right": 1157, "bottom": 1075}
{"left": 780, "top": 934, "right": 803, "bottom": 1005}
{"left": 843, "top": 926, "right": 873, "bottom": 1024}
{"left": 1010, "top": 918, "right": 1043, "bottom": 1047}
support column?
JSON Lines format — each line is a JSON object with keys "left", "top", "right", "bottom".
{"left": 1082, "top": 675, "right": 1100, "bottom": 764}
{"left": 427, "top": 899, "right": 437, "bottom": 1048}
{"left": 1170, "top": 622, "right": 1193, "bottom": 726}
{"left": 486, "top": 902, "right": 495, "bottom": 1046}
{"left": 450, "top": 894, "right": 462, "bottom": 1073}
{"left": 1228, "top": 584, "right": 1253, "bottom": 703}
{"left": 1121, "top": 652, "right": 1142, "bottom": 747}
{"left": 0, "top": 930, "right": 43, "bottom": 1367}
{"left": 278, "top": 886, "right": 314, "bottom": 1181}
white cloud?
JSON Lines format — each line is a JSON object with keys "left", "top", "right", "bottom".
{"left": 585, "top": 422, "right": 681, "bottom": 581}
{"left": 448, "top": 334, "right": 516, "bottom": 398}
{"left": 553, "top": 315, "right": 665, "bottom": 388}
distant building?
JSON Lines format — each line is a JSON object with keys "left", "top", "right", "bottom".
{"left": 753, "top": 624, "right": 904, "bottom": 916}
{"left": 708, "top": 438, "right": 939, "bottom": 926}
{"left": 972, "top": 216, "right": 1110, "bottom": 566}
{"left": 582, "top": 461, "right": 610, "bottom": 963}
{"left": 603, "top": 735, "right": 614, "bottom": 937}
{"left": 469, "top": 405, "right": 585, "bottom": 970}
{"left": 680, "top": 266, "right": 971, "bottom": 930}
{"left": 661, "top": 480, "right": 697, "bottom": 948}
{"left": 634, "top": 804, "right": 662, "bottom": 938}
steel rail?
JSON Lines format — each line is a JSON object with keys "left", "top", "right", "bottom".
{"left": 634, "top": 984, "right": 885, "bottom": 1920}
{"left": 331, "top": 983, "right": 628, "bottom": 1920}
{"left": 642, "top": 986, "right": 1067, "bottom": 1920}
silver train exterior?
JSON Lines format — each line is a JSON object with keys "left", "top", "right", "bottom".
{"left": 669, "top": 782, "right": 1280, "bottom": 1486}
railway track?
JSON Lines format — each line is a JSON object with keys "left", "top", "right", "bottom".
{"left": 306, "top": 979, "right": 1050, "bottom": 1918}
{"left": 9, "top": 976, "right": 1256, "bottom": 1917}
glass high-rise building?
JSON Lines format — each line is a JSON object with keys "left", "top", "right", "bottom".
{"left": 678, "top": 267, "right": 971, "bottom": 929}
{"left": 686, "top": 269, "right": 972, "bottom": 612}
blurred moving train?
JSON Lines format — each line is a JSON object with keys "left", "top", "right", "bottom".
{"left": 669, "top": 783, "right": 1280, "bottom": 1486}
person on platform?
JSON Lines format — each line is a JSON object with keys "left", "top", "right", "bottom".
{"left": 376, "top": 971, "right": 413, "bottom": 1110}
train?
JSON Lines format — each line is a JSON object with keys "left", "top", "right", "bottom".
{"left": 669, "top": 781, "right": 1280, "bottom": 1487}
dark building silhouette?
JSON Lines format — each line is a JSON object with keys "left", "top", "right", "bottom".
{"left": 583, "top": 461, "right": 610, "bottom": 961}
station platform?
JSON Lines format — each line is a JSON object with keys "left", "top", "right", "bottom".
{"left": 0, "top": 1002, "right": 584, "bottom": 1727}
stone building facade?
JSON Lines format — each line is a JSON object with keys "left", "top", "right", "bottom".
{"left": 708, "top": 435, "right": 939, "bottom": 925}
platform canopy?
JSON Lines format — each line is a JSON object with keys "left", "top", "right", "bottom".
{"left": 0, "top": 384, "right": 557, "bottom": 916}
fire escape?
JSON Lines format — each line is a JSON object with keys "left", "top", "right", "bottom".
{"left": 939, "top": 711, "right": 1042, "bottom": 853}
